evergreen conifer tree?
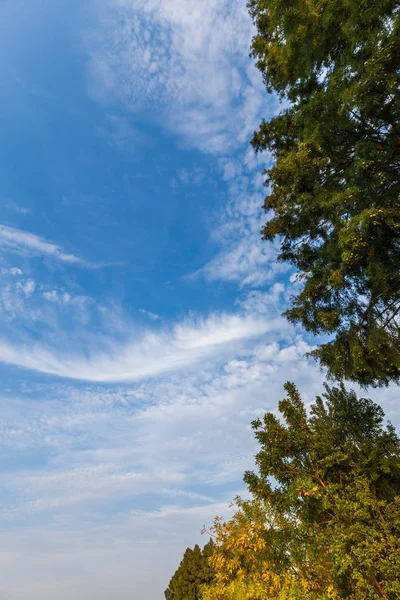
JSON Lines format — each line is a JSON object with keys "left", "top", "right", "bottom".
{"left": 249, "top": 0, "right": 400, "bottom": 385}
{"left": 164, "top": 540, "right": 215, "bottom": 600}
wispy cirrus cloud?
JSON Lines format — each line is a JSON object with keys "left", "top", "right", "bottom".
{"left": 0, "top": 310, "right": 287, "bottom": 382}
{"left": 139, "top": 308, "right": 160, "bottom": 321}
{"left": 0, "top": 337, "right": 324, "bottom": 524}
{"left": 87, "top": 0, "right": 272, "bottom": 153}
{"left": 188, "top": 149, "right": 288, "bottom": 287}
{"left": 0, "top": 501, "right": 234, "bottom": 600}
{"left": 2, "top": 334, "right": 397, "bottom": 523}
{"left": 0, "top": 268, "right": 92, "bottom": 329}
{"left": 2, "top": 330, "right": 398, "bottom": 600}
{"left": 0, "top": 224, "right": 84, "bottom": 264}
{"left": 86, "top": 0, "right": 282, "bottom": 288}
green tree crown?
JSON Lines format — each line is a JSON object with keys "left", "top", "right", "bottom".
{"left": 249, "top": 0, "right": 400, "bottom": 385}
{"left": 165, "top": 540, "right": 215, "bottom": 600}
{"left": 244, "top": 382, "right": 400, "bottom": 598}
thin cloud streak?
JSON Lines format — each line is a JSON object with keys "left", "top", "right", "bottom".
{"left": 0, "top": 224, "right": 84, "bottom": 265}
{"left": 0, "top": 224, "right": 121, "bottom": 269}
{"left": 0, "top": 312, "right": 286, "bottom": 382}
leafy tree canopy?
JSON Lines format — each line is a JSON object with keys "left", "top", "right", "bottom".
{"left": 201, "top": 498, "right": 282, "bottom": 600}
{"left": 249, "top": 0, "right": 400, "bottom": 385}
{"left": 243, "top": 382, "right": 400, "bottom": 599}
{"left": 165, "top": 540, "right": 215, "bottom": 600}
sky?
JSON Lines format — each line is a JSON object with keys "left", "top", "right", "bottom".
{"left": 0, "top": 1, "right": 399, "bottom": 599}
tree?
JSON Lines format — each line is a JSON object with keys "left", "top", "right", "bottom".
{"left": 201, "top": 499, "right": 283, "bottom": 600}
{"left": 248, "top": 0, "right": 400, "bottom": 385}
{"left": 165, "top": 540, "right": 215, "bottom": 600}
{"left": 243, "top": 382, "right": 400, "bottom": 599}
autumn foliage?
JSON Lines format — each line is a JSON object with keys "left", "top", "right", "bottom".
{"left": 200, "top": 384, "right": 400, "bottom": 600}
{"left": 165, "top": 0, "right": 400, "bottom": 598}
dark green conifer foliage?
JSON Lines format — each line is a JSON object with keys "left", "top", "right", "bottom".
{"left": 249, "top": 0, "right": 400, "bottom": 386}
{"left": 164, "top": 540, "right": 215, "bottom": 600}
{"left": 244, "top": 382, "right": 400, "bottom": 598}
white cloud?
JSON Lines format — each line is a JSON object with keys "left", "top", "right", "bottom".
{"left": 200, "top": 237, "right": 289, "bottom": 287}
{"left": 20, "top": 278, "right": 36, "bottom": 296}
{"left": 0, "top": 224, "right": 84, "bottom": 264}
{"left": 0, "top": 501, "right": 233, "bottom": 600}
{"left": 5, "top": 201, "right": 30, "bottom": 215}
{"left": 0, "top": 275, "right": 41, "bottom": 322}
{"left": 1, "top": 267, "right": 24, "bottom": 276}
{"left": 139, "top": 308, "right": 160, "bottom": 321}
{"left": 0, "top": 336, "right": 326, "bottom": 600}
{"left": 0, "top": 337, "right": 325, "bottom": 529}
{"left": 0, "top": 311, "right": 286, "bottom": 382}
{"left": 0, "top": 270, "right": 92, "bottom": 328}
{"left": 238, "top": 285, "right": 286, "bottom": 314}
{"left": 190, "top": 152, "right": 284, "bottom": 287}
{"left": 2, "top": 6, "right": 397, "bottom": 600}
{"left": 1, "top": 329, "right": 398, "bottom": 600}
{"left": 5, "top": 464, "right": 187, "bottom": 516}
{"left": 86, "top": 0, "right": 281, "bottom": 288}
{"left": 87, "top": 0, "right": 273, "bottom": 153}
{"left": 43, "top": 290, "right": 71, "bottom": 304}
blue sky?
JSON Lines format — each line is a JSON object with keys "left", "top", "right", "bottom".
{"left": 0, "top": 1, "right": 399, "bottom": 599}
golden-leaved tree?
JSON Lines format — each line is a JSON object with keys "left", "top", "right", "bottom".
{"left": 200, "top": 383, "right": 400, "bottom": 600}
{"left": 201, "top": 498, "right": 282, "bottom": 600}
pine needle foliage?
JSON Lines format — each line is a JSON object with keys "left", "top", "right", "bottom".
{"left": 249, "top": 0, "right": 400, "bottom": 385}
{"left": 165, "top": 540, "right": 215, "bottom": 600}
